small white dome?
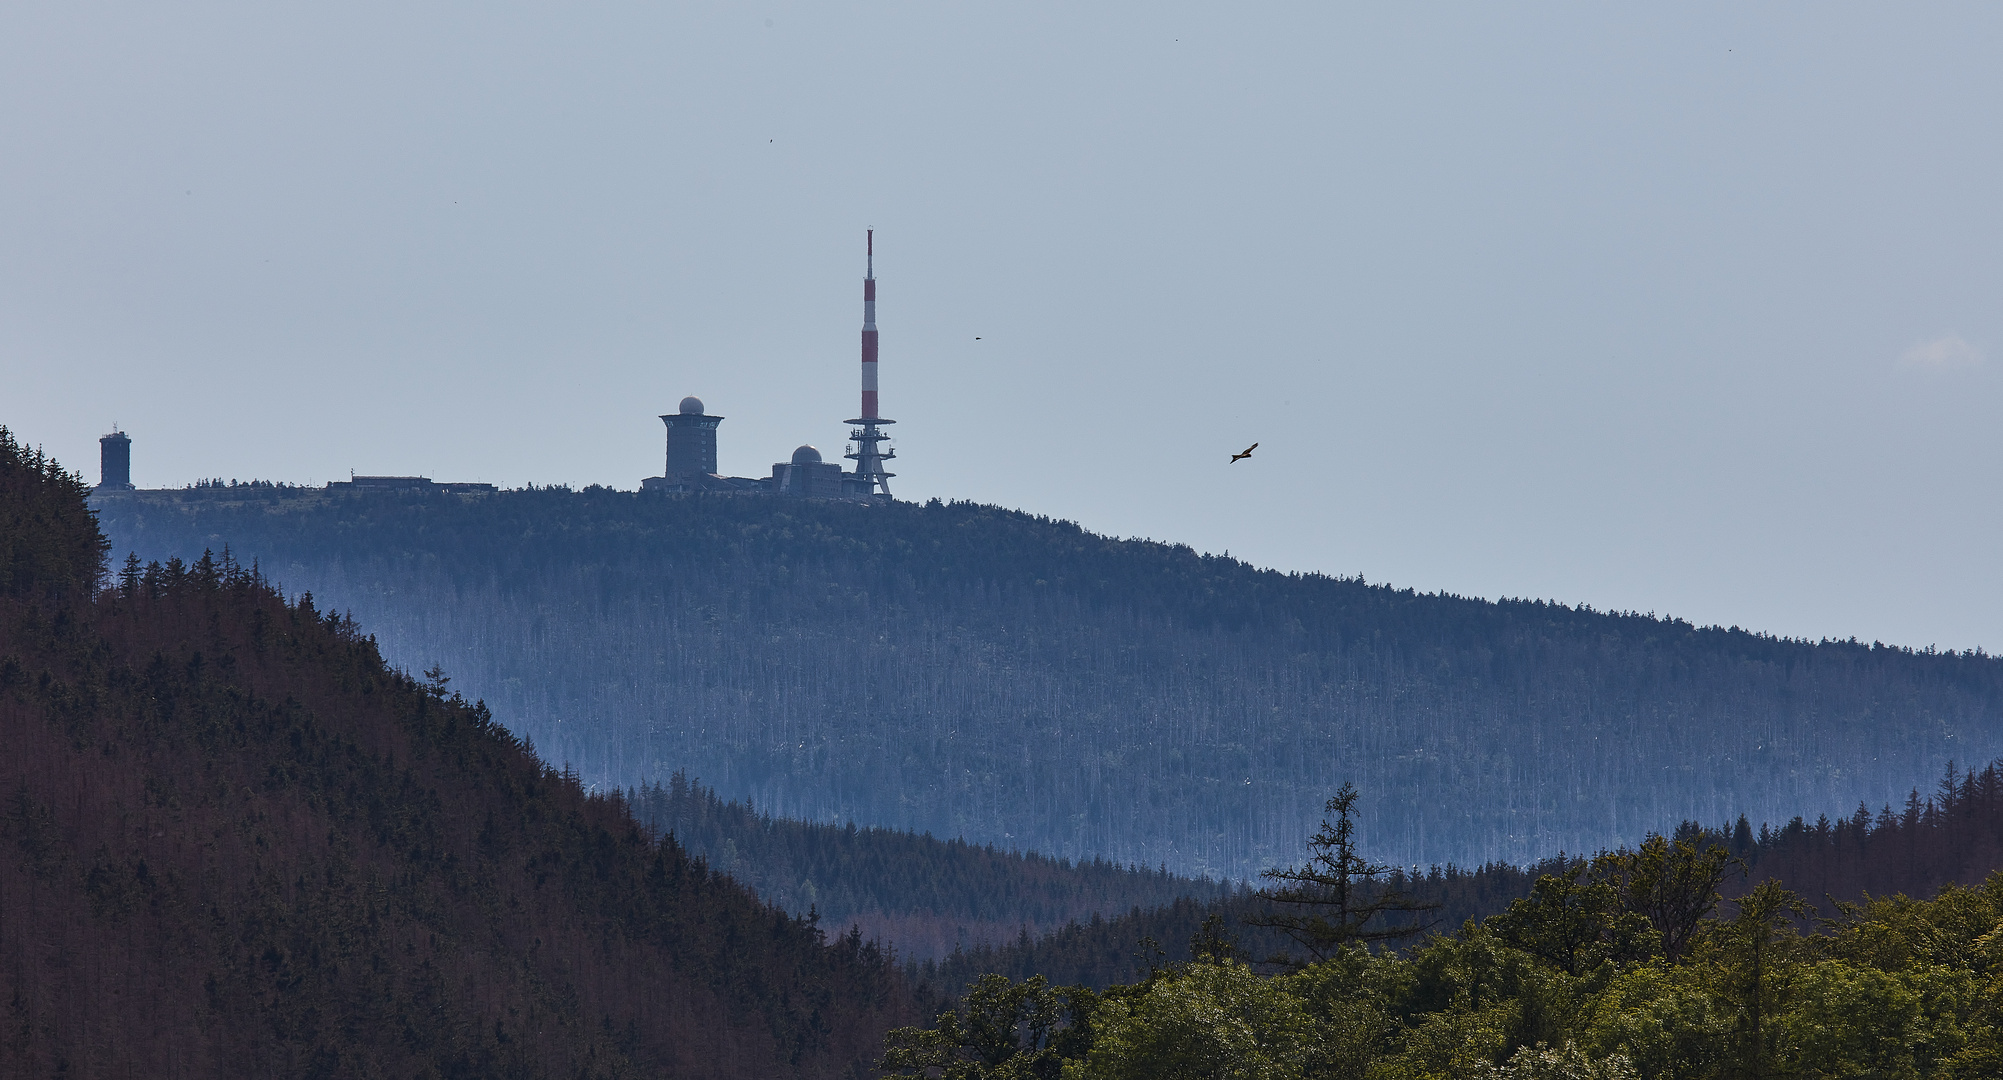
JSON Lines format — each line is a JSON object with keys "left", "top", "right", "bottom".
{"left": 791, "top": 445, "right": 823, "bottom": 466}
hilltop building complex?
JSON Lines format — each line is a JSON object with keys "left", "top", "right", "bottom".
{"left": 641, "top": 232, "right": 900, "bottom": 501}
{"left": 87, "top": 234, "right": 903, "bottom": 501}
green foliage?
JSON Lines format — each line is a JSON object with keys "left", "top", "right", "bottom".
{"left": 1608, "top": 836, "right": 1736, "bottom": 962}
{"left": 1575, "top": 964, "right": 1730, "bottom": 1079}
{"left": 892, "top": 875, "right": 2003, "bottom": 1080}
{"left": 882, "top": 973, "right": 1078, "bottom": 1079}
{"left": 1486, "top": 862, "right": 1660, "bottom": 976}
{"left": 1472, "top": 1043, "right": 1638, "bottom": 1080}
{"left": 1771, "top": 960, "right": 1966, "bottom": 1079}
{"left": 1691, "top": 881, "right": 1814, "bottom": 1079}
{"left": 1479, "top": 834, "right": 1732, "bottom": 979}
{"left": 1071, "top": 962, "right": 1322, "bottom": 1080}
{"left": 1821, "top": 880, "right": 2003, "bottom": 974}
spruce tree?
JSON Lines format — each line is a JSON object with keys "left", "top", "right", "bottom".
{"left": 1244, "top": 783, "right": 1439, "bottom": 964}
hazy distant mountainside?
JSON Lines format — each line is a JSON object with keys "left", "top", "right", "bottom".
{"left": 5, "top": 439, "right": 915, "bottom": 1079}
{"left": 629, "top": 772, "right": 1235, "bottom": 960}
{"left": 925, "top": 859, "right": 1558, "bottom": 991}
{"left": 94, "top": 484, "right": 2003, "bottom": 877}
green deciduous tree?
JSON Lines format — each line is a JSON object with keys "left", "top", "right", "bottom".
{"left": 887, "top": 870, "right": 2003, "bottom": 1080}
{"left": 1067, "top": 961, "right": 1319, "bottom": 1080}
{"left": 1698, "top": 880, "right": 1812, "bottom": 1080}
{"left": 1602, "top": 836, "right": 1735, "bottom": 962}
{"left": 881, "top": 973, "right": 1077, "bottom": 1080}
{"left": 1473, "top": 1042, "right": 1638, "bottom": 1080}
{"left": 1486, "top": 863, "right": 1661, "bottom": 976}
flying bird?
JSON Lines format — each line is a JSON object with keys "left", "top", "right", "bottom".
{"left": 1231, "top": 443, "right": 1258, "bottom": 463}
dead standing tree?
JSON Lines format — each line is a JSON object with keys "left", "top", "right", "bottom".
{"left": 1245, "top": 783, "right": 1441, "bottom": 965}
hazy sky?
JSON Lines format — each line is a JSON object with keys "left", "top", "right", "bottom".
{"left": 6, "top": 3, "right": 2000, "bottom": 651}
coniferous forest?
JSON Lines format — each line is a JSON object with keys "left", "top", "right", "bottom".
{"left": 94, "top": 484, "right": 2003, "bottom": 878}
{"left": 920, "top": 758, "right": 2003, "bottom": 994}
{"left": 627, "top": 772, "right": 1233, "bottom": 960}
{"left": 0, "top": 432, "right": 918, "bottom": 1078}
{"left": 16, "top": 435, "right": 2003, "bottom": 1076}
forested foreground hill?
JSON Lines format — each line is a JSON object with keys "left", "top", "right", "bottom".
{"left": 1, "top": 436, "right": 919, "bottom": 1079}
{"left": 629, "top": 773, "right": 1235, "bottom": 960}
{"left": 893, "top": 775, "right": 2003, "bottom": 1079}
{"left": 892, "top": 876, "right": 2003, "bottom": 1078}
{"left": 95, "top": 484, "right": 2003, "bottom": 876}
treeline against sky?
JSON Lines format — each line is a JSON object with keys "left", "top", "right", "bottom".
{"left": 1718, "top": 758, "right": 2003, "bottom": 906}
{"left": 629, "top": 771, "right": 1234, "bottom": 959}
{"left": 94, "top": 484, "right": 2003, "bottom": 877}
{"left": 1, "top": 432, "right": 917, "bottom": 1079}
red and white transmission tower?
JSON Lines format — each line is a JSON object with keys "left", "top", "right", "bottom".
{"left": 845, "top": 229, "right": 896, "bottom": 497}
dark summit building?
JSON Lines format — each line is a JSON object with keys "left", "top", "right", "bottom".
{"left": 660, "top": 397, "right": 722, "bottom": 479}
{"left": 641, "top": 397, "right": 766, "bottom": 494}
{"left": 664, "top": 396, "right": 721, "bottom": 477}
{"left": 97, "top": 428, "right": 133, "bottom": 492}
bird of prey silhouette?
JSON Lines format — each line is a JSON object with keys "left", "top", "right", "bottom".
{"left": 1231, "top": 442, "right": 1258, "bottom": 463}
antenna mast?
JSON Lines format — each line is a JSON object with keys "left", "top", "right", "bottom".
{"left": 845, "top": 229, "right": 895, "bottom": 497}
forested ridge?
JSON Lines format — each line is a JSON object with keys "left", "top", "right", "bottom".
{"left": 925, "top": 759, "right": 2003, "bottom": 993}
{"left": 22, "top": 445, "right": 2003, "bottom": 1077}
{"left": 629, "top": 772, "right": 1234, "bottom": 960}
{"left": 94, "top": 483, "right": 2003, "bottom": 877}
{"left": 0, "top": 432, "right": 919, "bottom": 1079}
{"left": 920, "top": 862, "right": 1555, "bottom": 993}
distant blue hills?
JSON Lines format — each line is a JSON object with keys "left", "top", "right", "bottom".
{"left": 93, "top": 484, "right": 2003, "bottom": 878}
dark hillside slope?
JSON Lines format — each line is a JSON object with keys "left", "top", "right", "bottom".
{"left": 2, "top": 438, "right": 916, "bottom": 1079}
{"left": 95, "top": 485, "right": 2003, "bottom": 876}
